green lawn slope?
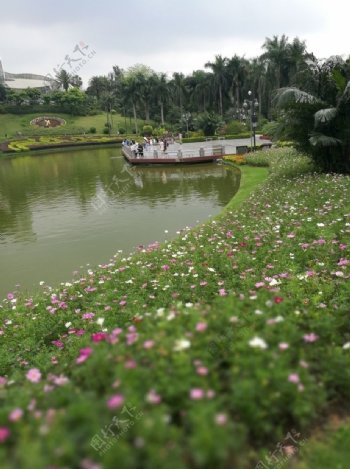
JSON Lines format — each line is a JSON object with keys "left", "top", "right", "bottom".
{"left": 0, "top": 112, "right": 151, "bottom": 138}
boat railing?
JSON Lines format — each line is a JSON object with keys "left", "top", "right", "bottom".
{"left": 124, "top": 144, "right": 226, "bottom": 160}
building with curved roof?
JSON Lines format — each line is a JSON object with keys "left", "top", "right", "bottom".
{"left": 0, "top": 59, "right": 55, "bottom": 90}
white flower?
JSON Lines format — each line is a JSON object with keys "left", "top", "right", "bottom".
{"left": 96, "top": 317, "right": 105, "bottom": 326}
{"left": 343, "top": 342, "right": 350, "bottom": 350}
{"left": 248, "top": 336, "right": 268, "bottom": 349}
{"left": 185, "top": 302, "right": 193, "bottom": 308}
{"left": 269, "top": 279, "right": 280, "bottom": 286}
{"left": 65, "top": 322, "right": 72, "bottom": 328}
{"left": 208, "top": 267, "right": 216, "bottom": 272}
{"left": 317, "top": 223, "right": 325, "bottom": 227}
{"left": 173, "top": 339, "right": 191, "bottom": 352}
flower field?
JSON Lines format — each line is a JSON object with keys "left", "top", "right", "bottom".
{"left": 1, "top": 148, "right": 350, "bottom": 468}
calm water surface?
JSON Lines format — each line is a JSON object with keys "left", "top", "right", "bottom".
{"left": 0, "top": 147, "right": 240, "bottom": 297}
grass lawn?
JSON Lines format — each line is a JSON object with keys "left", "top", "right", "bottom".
{"left": 1, "top": 148, "right": 350, "bottom": 468}
{"left": 0, "top": 112, "right": 152, "bottom": 139}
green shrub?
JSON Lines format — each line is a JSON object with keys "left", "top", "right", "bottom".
{"left": 224, "top": 120, "right": 247, "bottom": 135}
{"left": 118, "top": 127, "right": 126, "bottom": 135}
{"left": 143, "top": 125, "right": 153, "bottom": 136}
{"left": 89, "top": 127, "right": 97, "bottom": 134}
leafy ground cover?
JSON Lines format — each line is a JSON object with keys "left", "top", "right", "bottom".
{"left": 1, "top": 148, "right": 350, "bottom": 468}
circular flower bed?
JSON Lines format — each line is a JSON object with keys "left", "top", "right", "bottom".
{"left": 30, "top": 116, "right": 66, "bottom": 128}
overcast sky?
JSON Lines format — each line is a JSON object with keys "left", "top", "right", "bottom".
{"left": 0, "top": 0, "right": 348, "bottom": 86}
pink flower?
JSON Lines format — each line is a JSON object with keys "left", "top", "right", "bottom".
{"left": 279, "top": 342, "right": 289, "bottom": 351}
{"left": 143, "top": 340, "right": 155, "bottom": 349}
{"left": 76, "top": 347, "right": 93, "bottom": 364}
{"left": 303, "top": 333, "right": 319, "bottom": 343}
{"left": 288, "top": 373, "right": 300, "bottom": 384}
{"left": 83, "top": 312, "right": 95, "bottom": 319}
{"left": 190, "top": 388, "right": 205, "bottom": 400}
{"left": 146, "top": 389, "right": 162, "bottom": 404}
{"left": 51, "top": 340, "right": 64, "bottom": 348}
{"left": 337, "top": 258, "right": 349, "bottom": 266}
{"left": 206, "top": 389, "right": 216, "bottom": 399}
{"left": 119, "top": 300, "right": 127, "bottom": 306}
{"left": 126, "top": 332, "right": 138, "bottom": 346}
{"left": 196, "top": 366, "right": 208, "bottom": 376}
{"left": 274, "top": 296, "right": 284, "bottom": 304}
{"left": 161, "top": 264, "right": 170, "bottom": 271}
{"left": 195, "top": 322, "right": 207, "bottom": 332}
{"left": 7, "top": 293, "right": 14, "bottom": 300}
{"left": 255, "top": 282, "right": 265, "bottom": 288}
{"left": 306, "top": 271, "right": 316, "bottom": 277}
{"left": 226, "top": 230, "right": 233, "bottom": 238}
{"left": 200, "top": 281, "right": 208, "bottom": 286}
{"left": 219, "top": 288, "right": 227, "bottom": 296}
{"left": 91, "top": 332, "right": 107, "bottom": 342}
{"left": 8, "top": 408, "right": 23, "bottom": 422}
{"left": 215, "top": 413, "right": 228, "bottom": 426}
{"left": 107, "top": 394, "right": 124, "bottom": 409}
{"left": 0, "top": 427, "right": 10, "bottom": 443}
{"left": 26, "top": 368, "right": 42, "bottom": 383}
{"left": 0, "top": 376, "right": 7, "bottom": 386}
{"left": 125, "top": 359, "right": 137, "bottom": 369}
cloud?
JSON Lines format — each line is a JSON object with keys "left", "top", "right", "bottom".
{"left": 0, "top": 0, "right": 347, "bottom": 86}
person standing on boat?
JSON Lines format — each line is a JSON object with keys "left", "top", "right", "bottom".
{"left": 160, "top": 140, "right": 164, "bottom": 152}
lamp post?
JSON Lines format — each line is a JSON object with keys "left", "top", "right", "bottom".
{"left": 243, "top": 91, "right": 259, "bottom": 151}
{"left": 182, "top": 112, "right": 191, "bottom": 137}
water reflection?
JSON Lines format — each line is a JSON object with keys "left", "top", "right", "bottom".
{"left": 0, "top": 148, "right": 240, "bottom": 295}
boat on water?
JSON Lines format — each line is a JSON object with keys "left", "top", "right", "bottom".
{"left": 122, "top": 144, "right": 225, "bottom": 165}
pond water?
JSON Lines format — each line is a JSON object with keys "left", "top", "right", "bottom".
{"left": 0, "top": 147, "right": 240, "bottom": 297}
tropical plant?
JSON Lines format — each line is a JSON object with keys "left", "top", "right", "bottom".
{"left": 275, "top": 61, "right": 350, "bottom": 172}
{"left": 205, "top": 55, "right": 229, "bottom": 117}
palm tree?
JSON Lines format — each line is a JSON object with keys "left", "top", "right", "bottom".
{"left": 227, "top": 55, "right": 248, "bottom": 111}
{"left": 122, "top": 74, "right": 143, "bottom": 134}
{"left": 262, "top": 35, "right": 290, "bottom": 89}
{"left": 188, "top": 70, "right": 212, "bottom": 112}
{"left": 275, "top": 58, "right": 350, "bottom": 172}
{"left": 205, "top": 55, "right": 228, "bottom": 117}
{"left": 55, "top": 69, "right": 71, "bottom": 91}
{"left": 87, "top": 76, "right": 109, "bottom": 100}
{"left": 154, "top": 73, "right": 169, "bottom": 125}
{"left": 172, "top": 72, "right": 186, "bottom": 112}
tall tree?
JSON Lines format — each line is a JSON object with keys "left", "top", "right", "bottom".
{"left": 262, "top": 35, "right": 290, "bottom": 89}
{"left": 205, "top": 55, "right": 228, "bottom": 117}
{"left": 154, "top": 73, "right": 169, "bottom": 125}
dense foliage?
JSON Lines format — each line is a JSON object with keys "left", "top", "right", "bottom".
{"left": 274, "top": 57, "right": 350, "bottom": 173}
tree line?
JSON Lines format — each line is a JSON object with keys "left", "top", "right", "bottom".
{"left": 1, "top": 34, "right": 350, "bottom": 171}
